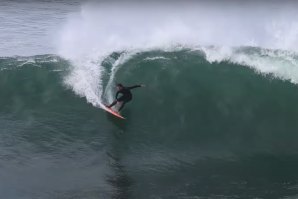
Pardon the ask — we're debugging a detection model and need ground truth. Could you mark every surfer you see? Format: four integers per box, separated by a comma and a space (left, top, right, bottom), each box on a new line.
107, 83, 145, 112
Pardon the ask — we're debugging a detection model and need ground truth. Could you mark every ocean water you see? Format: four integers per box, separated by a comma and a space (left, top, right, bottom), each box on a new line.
1, 1, 298, 199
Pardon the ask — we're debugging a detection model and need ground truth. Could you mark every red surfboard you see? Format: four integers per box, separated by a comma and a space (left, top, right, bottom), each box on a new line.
103, 105, 125, 119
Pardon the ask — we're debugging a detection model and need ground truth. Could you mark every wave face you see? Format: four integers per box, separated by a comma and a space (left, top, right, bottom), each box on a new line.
1, 48, 298, 198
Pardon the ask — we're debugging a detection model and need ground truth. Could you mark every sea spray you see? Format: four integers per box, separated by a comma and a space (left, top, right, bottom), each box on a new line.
57, 1, 298, 107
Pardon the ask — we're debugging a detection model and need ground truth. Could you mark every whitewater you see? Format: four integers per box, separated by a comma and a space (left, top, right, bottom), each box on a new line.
54, 1, 298, 109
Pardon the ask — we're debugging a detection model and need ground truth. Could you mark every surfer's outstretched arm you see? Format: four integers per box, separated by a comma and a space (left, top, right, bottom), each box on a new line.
128, 84, 145, 90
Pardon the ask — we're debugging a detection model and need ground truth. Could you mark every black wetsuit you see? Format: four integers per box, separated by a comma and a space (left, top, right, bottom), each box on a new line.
108, 85, 141, 111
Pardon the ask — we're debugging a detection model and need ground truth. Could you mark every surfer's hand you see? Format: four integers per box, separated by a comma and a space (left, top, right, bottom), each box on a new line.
140, 84, 146, 87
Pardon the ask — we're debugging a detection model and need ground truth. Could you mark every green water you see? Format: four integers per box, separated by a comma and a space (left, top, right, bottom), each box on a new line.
1, 49, 298, 198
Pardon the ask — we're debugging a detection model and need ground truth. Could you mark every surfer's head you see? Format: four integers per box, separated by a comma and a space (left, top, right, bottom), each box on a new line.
116, 83, 124, 90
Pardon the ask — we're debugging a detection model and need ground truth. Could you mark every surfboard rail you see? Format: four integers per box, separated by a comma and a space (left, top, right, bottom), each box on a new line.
103, 105, 125, 119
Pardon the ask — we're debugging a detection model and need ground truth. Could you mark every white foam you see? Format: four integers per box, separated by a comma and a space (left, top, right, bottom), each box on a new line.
200, 46, 298, 84
63, 56, 103, 108
103, 52, 137, 104
56, 1, 298, 107
144, 56, 170, 61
